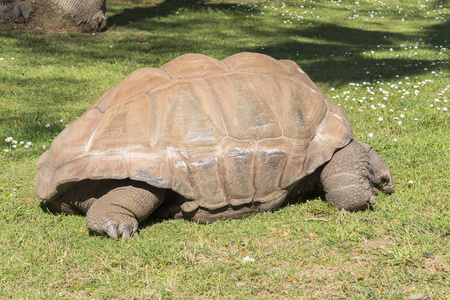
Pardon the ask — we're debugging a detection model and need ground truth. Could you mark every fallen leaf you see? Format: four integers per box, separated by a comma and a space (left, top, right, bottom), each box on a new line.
407, 293, 429, 300
287, 276, 297, 282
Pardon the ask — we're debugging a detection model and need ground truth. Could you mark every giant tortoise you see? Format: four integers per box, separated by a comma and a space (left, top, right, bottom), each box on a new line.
35, 52, 394, 239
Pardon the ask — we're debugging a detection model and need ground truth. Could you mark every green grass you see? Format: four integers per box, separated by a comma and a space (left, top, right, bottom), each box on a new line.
0, 0, 449, 298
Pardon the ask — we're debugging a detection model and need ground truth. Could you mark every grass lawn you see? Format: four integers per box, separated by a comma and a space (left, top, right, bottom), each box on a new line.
0, 0, 449, 298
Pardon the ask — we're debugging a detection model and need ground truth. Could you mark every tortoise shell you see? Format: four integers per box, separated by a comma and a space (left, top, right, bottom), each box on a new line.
35, 52, 353, 213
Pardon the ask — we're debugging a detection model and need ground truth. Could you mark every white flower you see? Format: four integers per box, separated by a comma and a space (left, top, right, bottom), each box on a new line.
45, 124, 50, 128
42, 145, 46, 150
12, 140, 17, 144
12, 144, 17, 149
241, 256, 255, 263
3, 149, 8, 153
408, 180, 414, 184
26, 141, 32, 146
19, 141, 24, 145
5, 137, 13, 142
392, 138, 398, 142
368, 132, 374, 137
378, 117, 383, 121
398, 121, 402, 125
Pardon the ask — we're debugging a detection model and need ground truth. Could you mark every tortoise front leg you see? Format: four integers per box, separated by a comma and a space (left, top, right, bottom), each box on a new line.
85, 181, 165, 239
50, 179, 165, 239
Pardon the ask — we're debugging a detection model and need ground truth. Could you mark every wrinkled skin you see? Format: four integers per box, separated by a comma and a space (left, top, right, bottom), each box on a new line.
50, 180, 165, 239
47, 140, 393, 239
320, 140, 394, 211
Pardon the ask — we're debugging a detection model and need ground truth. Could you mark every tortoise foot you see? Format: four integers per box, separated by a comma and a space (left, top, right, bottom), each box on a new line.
87, 209, 139, 239
84, 180, 165, 239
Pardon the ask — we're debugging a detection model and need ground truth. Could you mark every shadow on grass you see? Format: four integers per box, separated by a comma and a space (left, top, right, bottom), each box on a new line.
1, 1, 447, 149
2, 0, 446, 83
107, 0, 255, 25
0, 75, 93, 148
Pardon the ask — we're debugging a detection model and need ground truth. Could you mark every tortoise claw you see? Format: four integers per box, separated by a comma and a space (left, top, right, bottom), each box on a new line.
121, 225, 132, 239
104, 220, 137, 239
105, 221, 119, 239
87, 217, 138, 239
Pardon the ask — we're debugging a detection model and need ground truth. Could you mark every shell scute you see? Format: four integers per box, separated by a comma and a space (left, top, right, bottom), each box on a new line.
220, 137, 256, 202
93, 68, 170, 114
182, 149, 227, 211
150, 79, 226, 149
205, 73, 282, 140
89, 94, 154, 153
269, 74, 328, 139
254, 139, 291, 199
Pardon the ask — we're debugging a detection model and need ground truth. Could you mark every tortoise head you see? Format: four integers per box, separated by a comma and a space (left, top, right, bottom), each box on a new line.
320, 140, 394, 212
368, 147, 394, 194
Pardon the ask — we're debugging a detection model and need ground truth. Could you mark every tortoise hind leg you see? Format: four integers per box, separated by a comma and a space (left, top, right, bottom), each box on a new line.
85, 180, 165, 239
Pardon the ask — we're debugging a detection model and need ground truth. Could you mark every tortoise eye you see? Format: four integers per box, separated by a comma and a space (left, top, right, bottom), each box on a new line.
380, 176, 390, 185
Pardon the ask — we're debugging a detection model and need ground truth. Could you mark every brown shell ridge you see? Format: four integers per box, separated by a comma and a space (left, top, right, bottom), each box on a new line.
83, 119, 101, 156
148, 94, 158, 148
221, 52, 292, 75
269, 73, 286, 137
215, 143, 230, 207
167, 149, 201, 201
251, 138, 259, 204
156, 65, 173, 80
91, 68, 171, 114
161, 54, 230, 80
299, 101, 353, 181
317, 100, 352, 150
204, 78, 229, 137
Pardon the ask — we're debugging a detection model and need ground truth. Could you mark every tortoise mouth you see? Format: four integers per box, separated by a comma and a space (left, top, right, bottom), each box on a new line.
374, 183, 394, 194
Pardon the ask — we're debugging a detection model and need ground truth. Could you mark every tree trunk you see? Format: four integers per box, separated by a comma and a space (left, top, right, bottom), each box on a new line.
0, 0, 107, 32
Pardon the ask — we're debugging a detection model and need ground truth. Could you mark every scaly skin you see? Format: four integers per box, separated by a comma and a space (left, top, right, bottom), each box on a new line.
320, 140, 394, 211
50, 179, 164, 239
